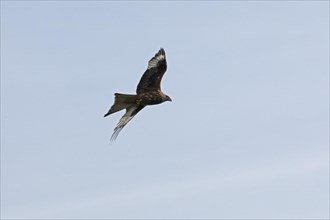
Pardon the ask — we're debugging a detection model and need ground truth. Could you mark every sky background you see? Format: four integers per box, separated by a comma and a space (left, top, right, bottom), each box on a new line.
1, 1, 329, 219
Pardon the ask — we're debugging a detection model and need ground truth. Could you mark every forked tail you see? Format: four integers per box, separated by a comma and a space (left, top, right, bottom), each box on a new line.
104, 93, 137, 117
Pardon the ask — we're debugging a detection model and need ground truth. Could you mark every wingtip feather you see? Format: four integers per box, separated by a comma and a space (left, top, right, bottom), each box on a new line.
158, 48, 165, 56
147, 48, 166, 69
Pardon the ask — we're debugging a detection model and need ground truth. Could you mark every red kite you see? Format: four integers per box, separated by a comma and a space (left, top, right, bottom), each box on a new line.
104, 48, 171, 141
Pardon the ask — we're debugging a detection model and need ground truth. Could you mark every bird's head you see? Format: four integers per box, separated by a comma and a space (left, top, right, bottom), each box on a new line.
164, 94, 172, 102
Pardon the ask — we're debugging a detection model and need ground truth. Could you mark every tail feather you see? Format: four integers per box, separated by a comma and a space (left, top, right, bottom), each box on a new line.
104, 93, 137, 117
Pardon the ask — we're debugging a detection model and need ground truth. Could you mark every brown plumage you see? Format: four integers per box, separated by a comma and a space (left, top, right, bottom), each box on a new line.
104, 48, 171, 141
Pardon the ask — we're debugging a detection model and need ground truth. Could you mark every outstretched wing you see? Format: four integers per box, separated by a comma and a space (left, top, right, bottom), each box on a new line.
110, 105, 145, 141
136, 48, 167, 94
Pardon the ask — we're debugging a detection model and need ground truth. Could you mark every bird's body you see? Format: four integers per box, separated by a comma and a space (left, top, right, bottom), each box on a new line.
136, 90, 169, 105
104, 48, 171, 141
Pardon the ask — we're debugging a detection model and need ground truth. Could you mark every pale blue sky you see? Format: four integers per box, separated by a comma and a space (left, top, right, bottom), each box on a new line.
1, 1, 329, 219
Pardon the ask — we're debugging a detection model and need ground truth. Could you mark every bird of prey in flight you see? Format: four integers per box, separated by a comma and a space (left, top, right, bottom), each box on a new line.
104, 48, 171, 141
